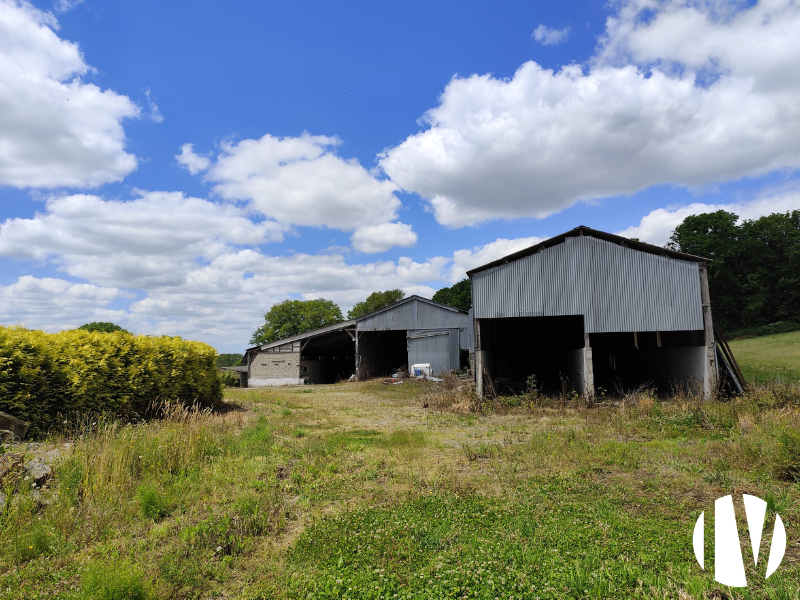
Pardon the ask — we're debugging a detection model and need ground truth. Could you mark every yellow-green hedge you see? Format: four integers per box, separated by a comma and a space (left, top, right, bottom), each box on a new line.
0, 326, 222, 435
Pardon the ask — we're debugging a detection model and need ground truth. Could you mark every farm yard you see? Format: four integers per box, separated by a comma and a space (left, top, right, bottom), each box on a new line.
3, 370, 800, 599
2, 0, 800, 597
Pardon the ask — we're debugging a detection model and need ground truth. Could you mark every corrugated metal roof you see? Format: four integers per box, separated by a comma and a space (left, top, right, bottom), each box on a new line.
256, 296, 469, 350
258, 320, 356, 350
466, 225, 709, 277
472, 235, 704, 333
356, 296, 470, 332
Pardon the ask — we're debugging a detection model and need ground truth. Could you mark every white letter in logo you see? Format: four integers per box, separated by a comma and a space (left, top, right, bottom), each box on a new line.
693, 494, 786, 587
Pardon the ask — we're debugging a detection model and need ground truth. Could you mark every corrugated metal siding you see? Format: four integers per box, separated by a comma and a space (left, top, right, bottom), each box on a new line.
472, 236, 703, 332
357, 299, 470, 332
408, 330, 459, 375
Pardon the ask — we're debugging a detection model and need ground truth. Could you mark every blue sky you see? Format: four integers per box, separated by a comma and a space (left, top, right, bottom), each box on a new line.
1, 0, 799, 352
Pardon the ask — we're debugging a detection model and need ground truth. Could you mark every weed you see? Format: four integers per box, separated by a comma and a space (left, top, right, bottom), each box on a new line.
239, 414, 273, 456
765, 489, 792, 515
382, 430, 426, 449
774, 427, 800, 481
16, 521, 54, 562
81, 559, 152, 600
137, 482, 172, 520
703, 469, 733, 489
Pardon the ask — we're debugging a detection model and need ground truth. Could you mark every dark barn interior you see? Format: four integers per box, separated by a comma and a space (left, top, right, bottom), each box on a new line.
300, 332, 355, 384
590, 329, 705, 396
357, 330, 409, 378
479, 315, 585, 395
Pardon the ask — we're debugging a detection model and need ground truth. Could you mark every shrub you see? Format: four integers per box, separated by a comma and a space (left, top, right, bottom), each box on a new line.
81, 559, 152, 600
774, 428, 800, 481
0, 326, 222, 435
137, 483, 173, 520
220, 370, 238, 387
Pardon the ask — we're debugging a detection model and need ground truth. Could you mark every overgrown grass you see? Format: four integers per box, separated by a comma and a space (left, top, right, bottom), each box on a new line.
2, 382, 800, 599
729, 329, 800, 385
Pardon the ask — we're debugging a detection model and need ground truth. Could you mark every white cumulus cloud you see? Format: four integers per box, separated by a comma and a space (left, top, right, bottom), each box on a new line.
532, 24, 570, 45
0, 0, 140, 188
616, 188, 800, 246
0, 191, 286, 289
0, 275, 129, 331
380, 0, 800, 228
448, 235, 544, 282
350, 222, 418, 253
203, 133, 403, 233
176, 143, 210, 175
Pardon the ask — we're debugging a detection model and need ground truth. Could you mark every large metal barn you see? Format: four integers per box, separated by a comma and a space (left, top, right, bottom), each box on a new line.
468, 226, 741, 400
242, 296, 471, 387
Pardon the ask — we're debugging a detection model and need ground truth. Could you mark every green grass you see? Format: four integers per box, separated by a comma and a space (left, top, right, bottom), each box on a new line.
3, 382, 800, 599
729, 329, 800, 385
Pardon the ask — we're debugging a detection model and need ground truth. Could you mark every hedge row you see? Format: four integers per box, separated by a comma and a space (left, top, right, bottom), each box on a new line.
0, 326, 223, 435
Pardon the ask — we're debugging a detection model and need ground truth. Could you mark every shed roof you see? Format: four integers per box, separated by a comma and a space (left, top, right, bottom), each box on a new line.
252, 295, 467, 352
466, 225, 710, 277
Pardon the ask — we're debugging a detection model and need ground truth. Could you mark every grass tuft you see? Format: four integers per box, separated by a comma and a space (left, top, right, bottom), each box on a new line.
81, 559, 152, 600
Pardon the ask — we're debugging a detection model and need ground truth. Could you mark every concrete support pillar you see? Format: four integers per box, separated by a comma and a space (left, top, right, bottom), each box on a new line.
354, 330, 361, 381
699, 263, 717, 399
474, 317, 483, 398
583, 332, 595, 400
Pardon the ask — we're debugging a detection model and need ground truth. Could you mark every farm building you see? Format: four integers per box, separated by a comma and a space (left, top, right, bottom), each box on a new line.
242, 296, 471, 387
468, 226, 742, 400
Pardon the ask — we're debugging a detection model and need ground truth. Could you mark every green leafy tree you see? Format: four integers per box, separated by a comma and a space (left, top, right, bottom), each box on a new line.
347, 289, 405, 319
669, 209, 800, 331
738, 211, 800, 326
78, 322, 129, 334
432, 279, 472, 312
669, 210, 743, 330
216, 353, 243, 368
250, 299, 344, 345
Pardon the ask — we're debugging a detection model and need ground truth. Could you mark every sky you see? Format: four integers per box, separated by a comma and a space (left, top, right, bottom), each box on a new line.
1, 0, 800, 352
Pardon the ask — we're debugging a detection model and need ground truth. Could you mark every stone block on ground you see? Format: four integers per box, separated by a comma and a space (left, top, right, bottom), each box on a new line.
0, 412, 27, 440
24, 458, 52, 487
0, 452, 23, 481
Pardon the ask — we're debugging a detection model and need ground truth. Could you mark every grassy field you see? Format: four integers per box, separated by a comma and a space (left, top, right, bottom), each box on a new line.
2, 381, 800, 599
729, 330, 800, 386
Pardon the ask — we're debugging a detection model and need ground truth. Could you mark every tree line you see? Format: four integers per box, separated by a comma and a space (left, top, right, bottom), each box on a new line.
669, 210, 800, 333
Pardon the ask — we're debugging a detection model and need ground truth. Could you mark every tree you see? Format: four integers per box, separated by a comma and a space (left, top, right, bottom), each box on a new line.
668, 209, 800, 332
78, 322, 129, 334
738, 211, 800, 326
347, 289, 405, 319
432, 278, 471, 312
250, 299, 344, 345
669, 210, 743, 331
216, 353, 243, 368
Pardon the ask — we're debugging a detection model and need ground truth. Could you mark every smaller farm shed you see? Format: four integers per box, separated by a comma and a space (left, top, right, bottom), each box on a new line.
243, 296, 471, 387
468, 226, 734, 400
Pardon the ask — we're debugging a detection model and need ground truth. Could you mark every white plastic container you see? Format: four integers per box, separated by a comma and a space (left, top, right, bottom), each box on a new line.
411, 363, 432, 378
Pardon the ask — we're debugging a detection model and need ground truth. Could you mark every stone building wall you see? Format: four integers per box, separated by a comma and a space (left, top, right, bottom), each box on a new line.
249, 351, 301, 386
